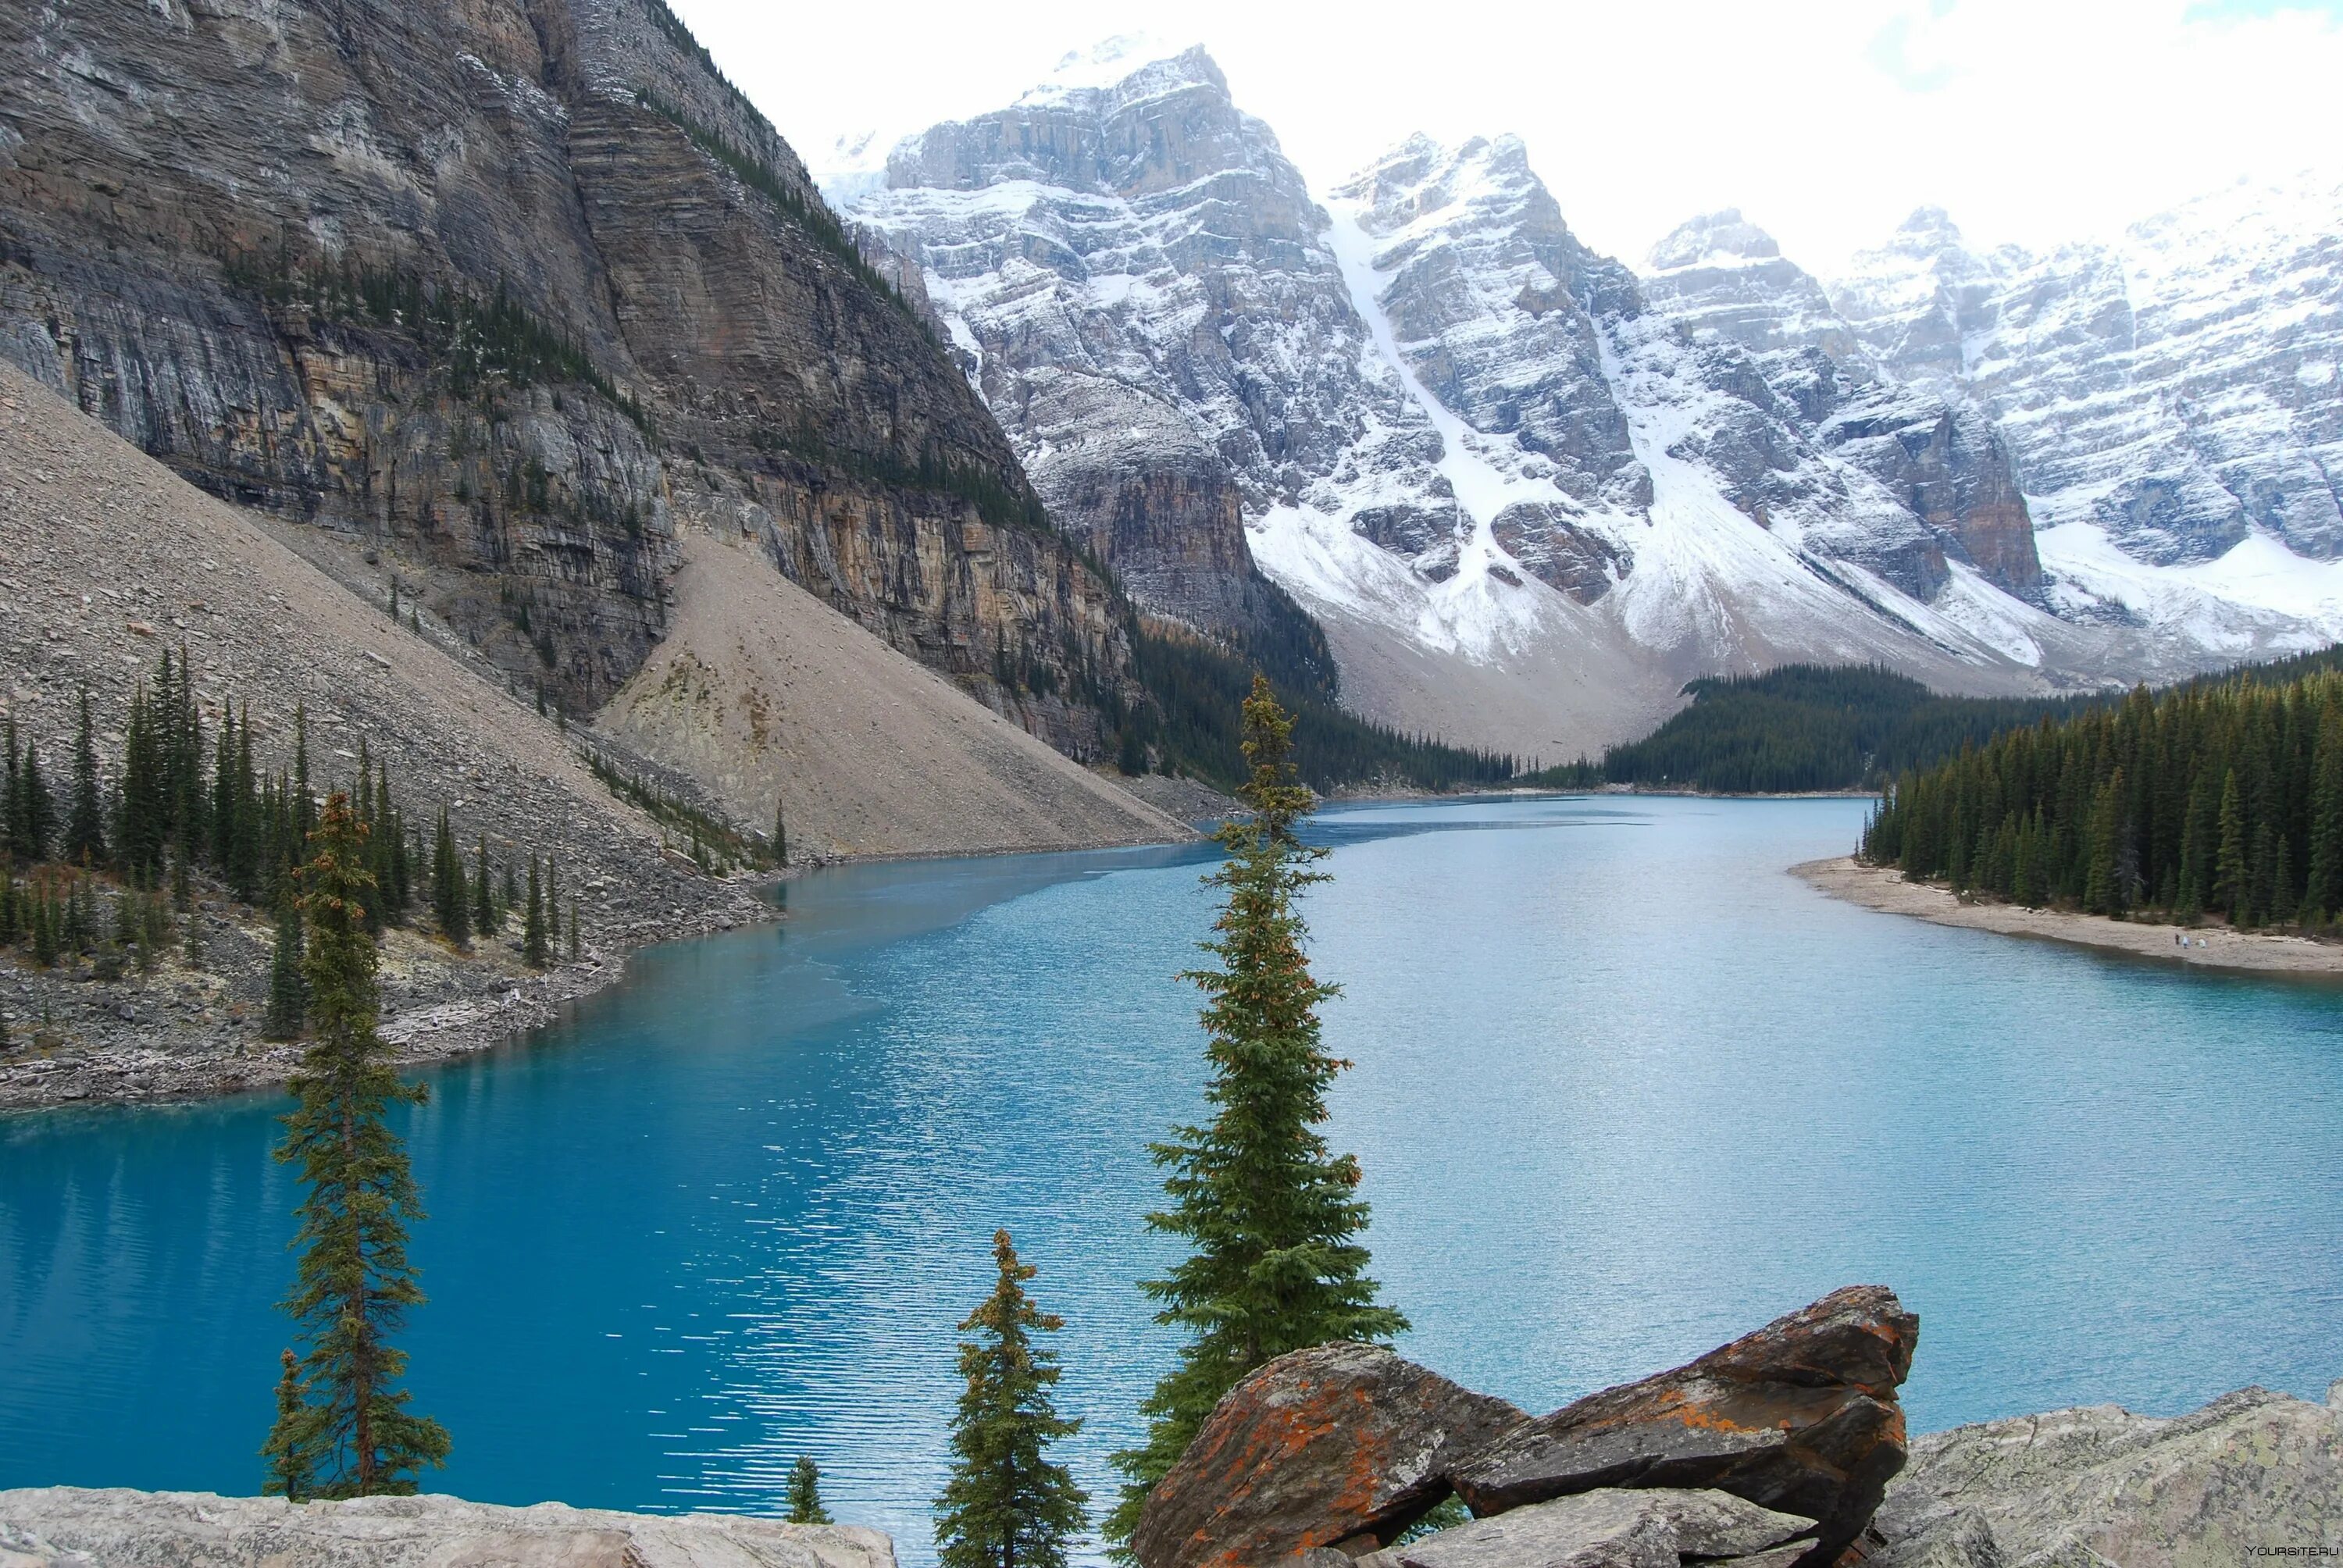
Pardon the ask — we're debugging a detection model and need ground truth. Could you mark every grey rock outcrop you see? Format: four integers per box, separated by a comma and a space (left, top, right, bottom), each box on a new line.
1353, 1488, 1817, 1568
0, 1488, 895, 1568
1871, 1381, 2343, 1568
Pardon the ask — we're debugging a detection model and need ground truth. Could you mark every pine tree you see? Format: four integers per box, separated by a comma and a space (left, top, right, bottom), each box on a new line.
1106, 676, 1406, 1548
64, 686, 105, 866
775, 798, 789, 868
523, 856, 547, 968
264, 891, 307, 1040
473, 837, 497, 936
568, 898, 580, 962
935, 1230, 1086, 1568
2306, 707, 2343, 924
2213, 768, 2248, 921
431, 809, 469, 946
262, 1348, 312, 1499
786, 1456, 833, 1526
264, 792, 451, 1497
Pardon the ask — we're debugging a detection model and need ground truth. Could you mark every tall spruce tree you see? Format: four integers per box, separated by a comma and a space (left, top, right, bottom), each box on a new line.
431, 809, 469, 946
1105, 675, 1406, 1548
786, 1456, 833, 1526
473, 837, 497, 936
263, 791, 450, 1497
2213, 768, 2248, 921
263, 892, 307, 1040
64, 686, 105, 866
935, 1230, 1086, 1568
523, 856, 547, 968
2307, 707, 2343, 924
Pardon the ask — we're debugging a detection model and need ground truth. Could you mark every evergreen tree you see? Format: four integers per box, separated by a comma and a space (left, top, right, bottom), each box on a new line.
472, 837, 497, 936
935, 1230, 1086, 1568
264, 892, 307, 1041
1106, 676, 1407, 1548
523, 857, 548, 969
2307, 707, 2343, 924
568, 898, 580, 962
262, 1349, 312, 1499
775, 798, 789, 868
2213, 768, 2248, 921
64, 687, 105, 866
786, 1456, 833, 1526
431, 810, 469, 946
263, 792, 451, 1497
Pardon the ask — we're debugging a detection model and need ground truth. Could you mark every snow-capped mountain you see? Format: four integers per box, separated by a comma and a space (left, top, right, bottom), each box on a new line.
835, 44, 2341, 755
1827, 184, 2343, 575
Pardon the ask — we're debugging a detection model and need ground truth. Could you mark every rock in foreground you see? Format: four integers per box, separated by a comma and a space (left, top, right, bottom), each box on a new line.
1873, 1382, 2343, 1567
0, 1488, 895, 1568
1131, 1343, 1527, 1567
1351, 1487, 1816, 1568
1449, 1285, 1919, 1564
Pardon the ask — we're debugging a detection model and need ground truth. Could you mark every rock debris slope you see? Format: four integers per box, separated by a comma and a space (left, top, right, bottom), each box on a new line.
842, 45, 2152, 758
597, 531, 1183, 858
0, 361, 765, 1107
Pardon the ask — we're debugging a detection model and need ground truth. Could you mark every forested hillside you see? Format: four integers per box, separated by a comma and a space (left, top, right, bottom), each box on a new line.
1532, 666, 2104, 793
1861, 664, 2343, 925
1132, 628, 1518, 793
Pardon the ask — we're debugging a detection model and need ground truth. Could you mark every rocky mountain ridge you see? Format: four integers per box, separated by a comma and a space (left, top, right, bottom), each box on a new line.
0, 0, 1143, 769
838, 46, 2212, 757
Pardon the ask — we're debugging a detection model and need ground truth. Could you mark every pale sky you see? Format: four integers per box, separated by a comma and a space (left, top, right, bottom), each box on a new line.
668, 0, 2343, 276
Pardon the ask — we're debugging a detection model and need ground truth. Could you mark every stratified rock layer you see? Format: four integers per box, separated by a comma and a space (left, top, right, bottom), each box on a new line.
1130, 1343, 1527, 1568
1450, 1286, 1920, 1564
0, 0, 1136, 760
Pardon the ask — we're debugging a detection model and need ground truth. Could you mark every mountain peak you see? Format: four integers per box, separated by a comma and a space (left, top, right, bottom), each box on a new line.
1646, 209, 1784, 273
1016, 35, 1220, 107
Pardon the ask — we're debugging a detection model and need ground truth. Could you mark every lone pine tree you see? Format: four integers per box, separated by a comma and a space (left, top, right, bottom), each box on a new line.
786, 1456, 832, 1526
935, 1230, 1086, 1568
263, 792, 450, 1498
1104, 675, 1406, 1549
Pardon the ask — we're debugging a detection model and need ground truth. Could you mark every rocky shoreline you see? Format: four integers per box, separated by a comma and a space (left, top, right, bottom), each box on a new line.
1796, 855, 2343, 976
9, 1288, 2336, 1565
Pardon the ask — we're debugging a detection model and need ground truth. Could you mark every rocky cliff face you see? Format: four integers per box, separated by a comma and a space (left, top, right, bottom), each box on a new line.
1828, 182, 2343, 572
844, 41, 1410, 677
1639, 209, 2042, 600
0, 0, 1136, 761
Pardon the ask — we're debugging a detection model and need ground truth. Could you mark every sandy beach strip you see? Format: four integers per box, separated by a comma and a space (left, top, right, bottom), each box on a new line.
1792, 856, 2343, 977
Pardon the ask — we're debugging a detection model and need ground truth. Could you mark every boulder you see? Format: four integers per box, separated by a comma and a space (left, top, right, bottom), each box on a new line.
1352, 1487, 1816, 1568
1870, 1381, 2343, 1568
1130, 1343, 1528, 1568
0, 1488, 895, 1568
1448, 1287, 1919, 1566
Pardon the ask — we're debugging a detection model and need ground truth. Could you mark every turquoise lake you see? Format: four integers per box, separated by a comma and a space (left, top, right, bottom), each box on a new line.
5, 794, 2341, 1559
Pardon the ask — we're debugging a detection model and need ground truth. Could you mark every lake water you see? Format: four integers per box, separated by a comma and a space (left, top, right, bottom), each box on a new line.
5, 795, 2342, 1559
